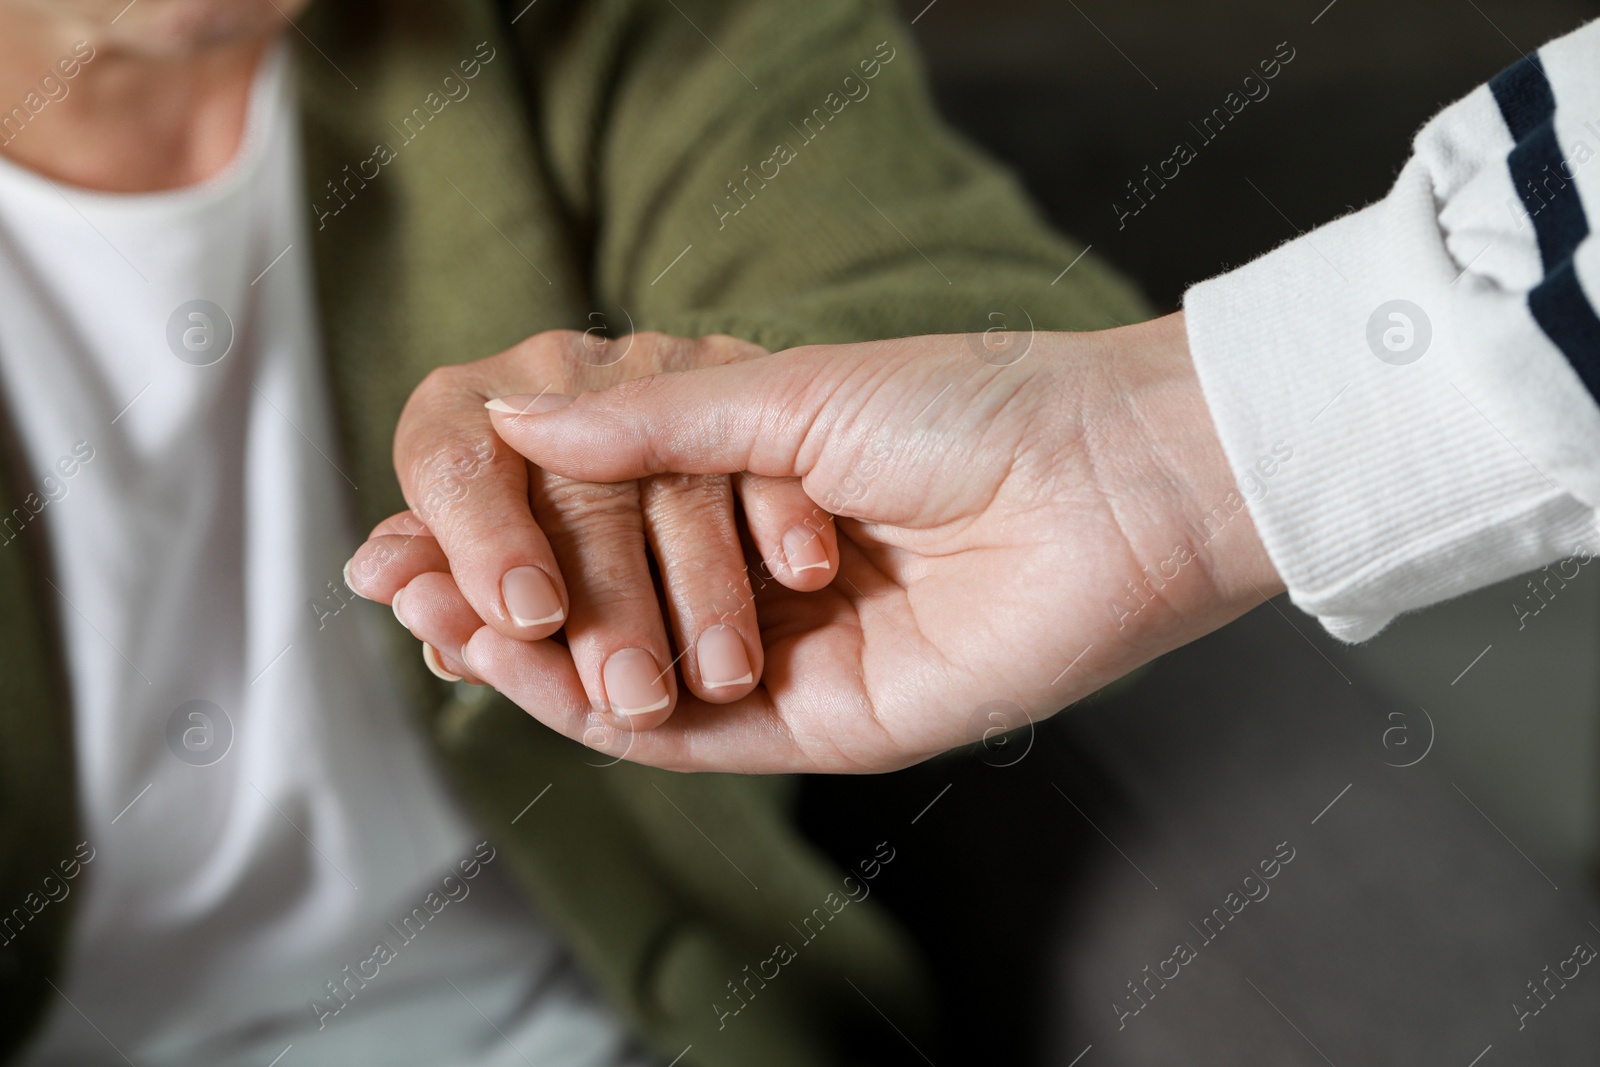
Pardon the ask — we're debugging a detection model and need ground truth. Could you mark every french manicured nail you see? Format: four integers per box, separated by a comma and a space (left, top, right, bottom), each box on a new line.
502, 566, 564, 627
697, 625, 753, 688
604, 648, 670, 715
783, 525, 831, 574
392, 585, 409, 628
485, 393, 574, 416
422, 643, 461, 682
342, 558, 365, 597
461, 627, 493, 684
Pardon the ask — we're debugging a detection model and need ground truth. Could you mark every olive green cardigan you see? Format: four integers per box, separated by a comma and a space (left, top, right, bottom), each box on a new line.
0, 0, 1146, 1062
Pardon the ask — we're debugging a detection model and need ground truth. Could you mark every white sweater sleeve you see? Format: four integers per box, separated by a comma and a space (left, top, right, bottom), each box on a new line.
1185, 19, 1600, 641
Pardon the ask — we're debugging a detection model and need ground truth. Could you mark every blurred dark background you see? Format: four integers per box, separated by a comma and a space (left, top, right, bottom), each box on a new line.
892, 0, 1597, 309
800, 2, 1600, 1063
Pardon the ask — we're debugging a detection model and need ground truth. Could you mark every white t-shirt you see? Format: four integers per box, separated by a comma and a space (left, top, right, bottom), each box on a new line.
0, 42, 650, 1067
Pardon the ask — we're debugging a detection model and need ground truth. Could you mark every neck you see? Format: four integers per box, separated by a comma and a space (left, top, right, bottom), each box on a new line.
0, 10, 277, 193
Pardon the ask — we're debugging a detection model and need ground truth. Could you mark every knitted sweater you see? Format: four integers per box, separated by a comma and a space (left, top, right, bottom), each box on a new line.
0, 1, 1147, 1063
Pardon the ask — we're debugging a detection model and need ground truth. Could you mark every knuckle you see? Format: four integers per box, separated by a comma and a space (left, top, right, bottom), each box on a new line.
412, 363, 468, 404
406, 432, 501, 522
643, 472, 733, 512
369, 509, 431, 538
512, 328, 584, 357
701, 334, 766, 365
575, 562, 656, 610
542, 476, 637, 517
601, 373, 663, 409
504, 329, 580, 372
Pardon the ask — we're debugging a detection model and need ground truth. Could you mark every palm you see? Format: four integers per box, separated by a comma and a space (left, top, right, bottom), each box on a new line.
555, 344, 1182, 771
475, 320, 1276, 773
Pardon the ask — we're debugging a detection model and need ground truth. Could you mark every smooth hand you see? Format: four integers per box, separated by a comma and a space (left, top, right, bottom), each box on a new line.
465, 312, 1285, 772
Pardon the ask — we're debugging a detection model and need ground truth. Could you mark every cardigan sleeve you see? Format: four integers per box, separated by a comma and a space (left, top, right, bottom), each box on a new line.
514, 0, 1149, 351
1184, 21, 1600, 641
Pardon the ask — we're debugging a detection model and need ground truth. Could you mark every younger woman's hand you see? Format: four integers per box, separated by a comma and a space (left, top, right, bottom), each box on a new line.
452, 313, 1285, 772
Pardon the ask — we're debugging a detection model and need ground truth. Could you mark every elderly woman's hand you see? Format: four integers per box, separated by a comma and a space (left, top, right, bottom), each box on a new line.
343, 329, 838, 730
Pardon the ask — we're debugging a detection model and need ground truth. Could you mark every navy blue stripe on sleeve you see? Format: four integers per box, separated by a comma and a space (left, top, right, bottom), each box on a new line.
1489, 53, 1554, 141
1492, 53, 1584, 272
1506, 123, 1587, 272
1530, 261, 1600, 401
1489, 51, 1600, 405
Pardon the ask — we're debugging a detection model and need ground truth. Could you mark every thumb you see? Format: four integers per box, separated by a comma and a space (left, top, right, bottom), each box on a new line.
483, 344, 851, 483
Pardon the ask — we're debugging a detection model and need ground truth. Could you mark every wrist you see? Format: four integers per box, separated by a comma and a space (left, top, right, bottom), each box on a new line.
1092, 311, 1286, 624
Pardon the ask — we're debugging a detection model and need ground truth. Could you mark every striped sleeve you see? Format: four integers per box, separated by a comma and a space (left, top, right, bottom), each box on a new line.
1183, 19, 1600, 641
1498, 53, 1600, 396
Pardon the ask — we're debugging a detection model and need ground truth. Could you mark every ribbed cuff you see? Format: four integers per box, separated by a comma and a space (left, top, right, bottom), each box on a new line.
1184, 160, 1595, 640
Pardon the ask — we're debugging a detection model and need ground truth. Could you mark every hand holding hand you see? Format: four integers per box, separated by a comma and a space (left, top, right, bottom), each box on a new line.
465, 312, 1284, 772
344, 329, 839, 728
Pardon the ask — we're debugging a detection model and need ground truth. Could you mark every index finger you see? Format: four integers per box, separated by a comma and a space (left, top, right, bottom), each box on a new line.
394, 366, 568, 640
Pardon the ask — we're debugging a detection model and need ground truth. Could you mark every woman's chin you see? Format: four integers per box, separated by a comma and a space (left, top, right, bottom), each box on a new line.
17, 0, 309, 58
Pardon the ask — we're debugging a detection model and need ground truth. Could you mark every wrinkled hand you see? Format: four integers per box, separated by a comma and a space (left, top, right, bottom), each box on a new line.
462, 312, 1285, 773
344, 330, 838, 729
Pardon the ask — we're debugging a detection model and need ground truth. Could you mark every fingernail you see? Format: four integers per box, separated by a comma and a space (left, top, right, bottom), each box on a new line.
462, 627, 492, 685
502, 566, 564, 627
342, 558, 365, 597
422, 642, 462, 682
783, 525, 831, 574
485, 393, 574, 416
458, 643, 487, 685
392, 585, 409, 628
697, 625, 753, 688
604, 648, 670, 715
